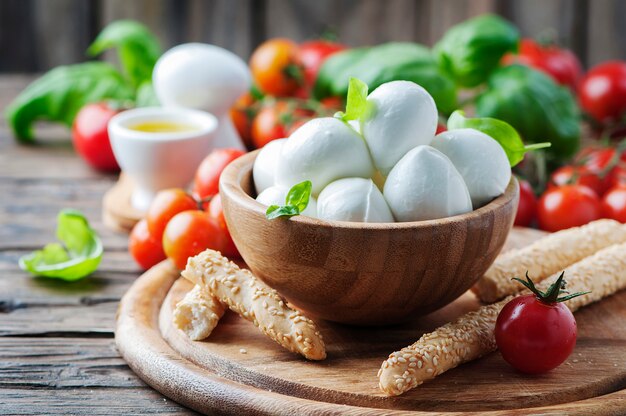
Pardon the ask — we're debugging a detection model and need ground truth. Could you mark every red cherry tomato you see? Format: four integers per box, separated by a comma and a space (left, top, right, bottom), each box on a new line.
251, 101, 315, 149
193, 149, 245, 200
71, 103, 121, 172
162, 210, 224, 270
436, 123, 447, 134
514, 178, 537, 227
579, 61, 626, 123
549, 165, 605, 196
207, 194, 239, 258
129, 219, 166, 270
230, 93, 259, 150
495, 294, 577, 374
250, 38, 303, 97
502, 39, 582, 90
146, 189, 198, 240
537, 185, 602, 232
601, 186, 626, 223
299, 40, 346, 88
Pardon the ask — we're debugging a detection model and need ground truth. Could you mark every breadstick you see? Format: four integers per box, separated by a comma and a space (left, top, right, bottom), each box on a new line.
473, 219, 626, 303
379, 242, 626, 396
173, 284, 226, 341
182, 250, 326, 360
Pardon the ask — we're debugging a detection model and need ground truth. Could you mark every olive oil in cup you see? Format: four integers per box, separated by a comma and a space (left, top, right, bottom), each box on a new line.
108, 107, 218, 210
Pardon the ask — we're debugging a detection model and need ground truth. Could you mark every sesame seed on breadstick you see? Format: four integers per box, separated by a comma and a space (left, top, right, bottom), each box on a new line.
182, 249, 326, 360
173, 284, 226, 341
379, 241, 626, 396
473, 219, 626, 303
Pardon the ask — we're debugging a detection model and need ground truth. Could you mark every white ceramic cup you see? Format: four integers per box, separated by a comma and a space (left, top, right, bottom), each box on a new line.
108, 107, 218, 211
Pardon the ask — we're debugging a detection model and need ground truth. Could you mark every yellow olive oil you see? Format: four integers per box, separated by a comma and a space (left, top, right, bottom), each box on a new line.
129, 121, 198, 133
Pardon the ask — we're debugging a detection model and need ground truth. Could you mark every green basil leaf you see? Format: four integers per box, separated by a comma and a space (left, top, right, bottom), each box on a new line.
19, 209, 103, 281
136, 81, 160, 107
434, 14, 519, 88
314, 42, 457, 115
339, 77, 369, 121
266, 205, 300, 220
475, 65, 581, 160
88, 20, 162, 88
447, 110, 551, 167
5, 62, 134, 142
285, 180, 312, 212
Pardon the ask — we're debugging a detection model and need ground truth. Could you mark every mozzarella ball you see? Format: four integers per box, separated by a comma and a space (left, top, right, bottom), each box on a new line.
361, 81, 438, 176
431, 128, 511, 208
276, 117, 374, 195
253, 138, 286, 194
317, 178, 394, 223
383, 146, 472, 221
256, 186, 317, 218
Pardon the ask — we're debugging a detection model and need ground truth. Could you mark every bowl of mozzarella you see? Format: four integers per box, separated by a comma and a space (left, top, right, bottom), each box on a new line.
220, 80, 519, 325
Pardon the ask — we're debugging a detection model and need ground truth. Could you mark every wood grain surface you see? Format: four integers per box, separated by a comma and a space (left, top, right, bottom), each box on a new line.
116, 227, 626, 415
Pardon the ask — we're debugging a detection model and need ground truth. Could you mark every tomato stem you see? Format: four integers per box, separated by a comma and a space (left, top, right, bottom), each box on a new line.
512, 271, 589, 304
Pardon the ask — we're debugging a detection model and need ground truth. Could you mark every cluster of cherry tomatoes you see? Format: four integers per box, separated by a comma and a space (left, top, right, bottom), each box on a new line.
230, 38, 346, 150
128, 149, 244, 270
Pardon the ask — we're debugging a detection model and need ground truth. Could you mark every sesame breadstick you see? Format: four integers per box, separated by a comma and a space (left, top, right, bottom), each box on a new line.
473, 219, 626, 303
379, 242, 626, 396
173, 284, 226, 341
182, 250, 326, 360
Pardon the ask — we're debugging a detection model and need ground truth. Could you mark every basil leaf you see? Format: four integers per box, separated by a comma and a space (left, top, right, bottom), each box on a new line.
314, 42, 457, 115
447, 110, 551, 167
19, 209, 103, 281
5, 62, 134, 142
266, 205, 300, 220
434, 14, 519, 88
285, 180, 312, 212
338, 77, 369, 122
88, 20, 162, 88
475, 65, 581, 160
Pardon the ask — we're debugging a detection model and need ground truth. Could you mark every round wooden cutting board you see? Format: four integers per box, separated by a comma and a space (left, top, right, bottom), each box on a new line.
116, 228, 626, 415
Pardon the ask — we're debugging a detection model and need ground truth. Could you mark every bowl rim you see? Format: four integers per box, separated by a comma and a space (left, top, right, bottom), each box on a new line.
220, 149, 519, 231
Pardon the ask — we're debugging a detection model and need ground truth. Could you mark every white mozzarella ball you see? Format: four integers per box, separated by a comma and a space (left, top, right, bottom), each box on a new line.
383, 146, 472, 222
276, 117, 374, 195
361, 81, 438, 176
431, 129, 511, 208
255, 186, 317, 218
317, 178, 394, 223
253, 138, 286, 194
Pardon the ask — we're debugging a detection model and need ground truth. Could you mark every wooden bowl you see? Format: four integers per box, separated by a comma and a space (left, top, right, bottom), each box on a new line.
220, 150, 519, 325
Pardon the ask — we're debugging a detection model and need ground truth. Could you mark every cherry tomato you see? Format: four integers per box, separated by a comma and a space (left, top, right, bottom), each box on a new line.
299, 40, 346, 88
502, 39, 582, 90
71, 103, 121, 172
607, 165, 626, 189
601, 186, 626, 223
162, 210, 224, 270
207, 194, 239, 258
549, 165, 605, 196
514, 178, 537, 227
146, 189, 197, 240
436, 123, 447, 134
251, 100, 314, 149
193, 149, 245, 200
229, 93, 259, 150
250, 39, 303, 97
129, 219, 166, 270
495, 294, 577, 374
579, 61, 626, 123
537, 185, 602, 232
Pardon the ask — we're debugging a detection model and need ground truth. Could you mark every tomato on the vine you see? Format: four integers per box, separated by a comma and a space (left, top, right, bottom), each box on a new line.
72, 102, 121, 172
250, 38, 303, 97
193, 148, 245, 200
299, 40, 346, 88
514, 178, 537, 227
207, 194, 239, 258
549, 165, 605, 196
579, 61, 626, 124
601, 186, 626, 223
230, 93, 259, 149
537, 185, 602, 232
129, 219, 166, 270
495, 272, 586, 374
146, 189, 198, 240
251, 100, 315, 149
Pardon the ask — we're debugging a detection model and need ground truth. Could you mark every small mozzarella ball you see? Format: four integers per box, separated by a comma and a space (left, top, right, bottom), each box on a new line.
256, 186, 317, 218
361, 81, 438, 176
276, 117, 374, 195
431, 128, 511, 208
317, 178, 394, 223
253, 139, 286, 194
383, 146, 472, 221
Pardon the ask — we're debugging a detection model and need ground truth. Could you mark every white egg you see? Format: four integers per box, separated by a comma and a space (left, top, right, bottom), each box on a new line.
276, 117, 375, 195
431, 129, 511, 208
253, 139, 286, 194
361, 80, 438, 176
256, 186, 317, 218
383, 146, 472, 222
317, 178, 394, 223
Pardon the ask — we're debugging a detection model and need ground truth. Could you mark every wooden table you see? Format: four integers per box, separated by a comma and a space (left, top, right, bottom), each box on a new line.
0, 75, 195, 414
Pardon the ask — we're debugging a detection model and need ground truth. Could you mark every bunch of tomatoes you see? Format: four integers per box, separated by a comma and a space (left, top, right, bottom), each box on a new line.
128, 149, 244, 270
230, 38, 346, 150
